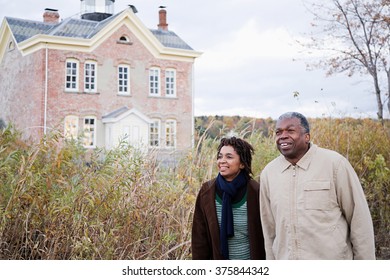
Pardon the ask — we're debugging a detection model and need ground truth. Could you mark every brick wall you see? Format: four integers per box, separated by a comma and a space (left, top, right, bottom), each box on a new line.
0, 15, 195, 151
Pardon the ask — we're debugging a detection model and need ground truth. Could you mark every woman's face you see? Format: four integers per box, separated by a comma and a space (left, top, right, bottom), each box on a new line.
217, 145, 244, 181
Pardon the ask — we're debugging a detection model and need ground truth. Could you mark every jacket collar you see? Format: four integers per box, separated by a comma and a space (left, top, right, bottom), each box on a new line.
278, 143, 317, 173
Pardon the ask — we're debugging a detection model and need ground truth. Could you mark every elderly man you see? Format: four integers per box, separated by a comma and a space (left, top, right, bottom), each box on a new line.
259, 112, 375, 259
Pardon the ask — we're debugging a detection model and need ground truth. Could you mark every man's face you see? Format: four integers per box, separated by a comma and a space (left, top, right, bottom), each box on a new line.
275, 117, 310, 164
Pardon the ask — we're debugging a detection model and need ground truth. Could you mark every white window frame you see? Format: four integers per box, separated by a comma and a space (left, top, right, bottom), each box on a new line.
165, 119, 176, 148
165, 69, 176, 97
83, 116, 96, 148
118, 64, 130, 95
84, 61, 97, 93
149, 119, 161, 147
149, 67, 160, 96
65, 59, 79, 92
64, 115, 79, 140
119, 36, 129, 42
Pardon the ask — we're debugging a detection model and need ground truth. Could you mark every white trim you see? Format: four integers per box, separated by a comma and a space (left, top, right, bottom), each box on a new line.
165, 68, 176, 97
149, 119, 161, 148
84, 60, 97, 93
165, 119, 177, 149
102, 108, 152, 124
64, 115, 79, 140
65, 59, 79, 92
83, 116, 97, 148
149, 67, 161, 96
10, 9, 202, 61
118, 64, 131, 95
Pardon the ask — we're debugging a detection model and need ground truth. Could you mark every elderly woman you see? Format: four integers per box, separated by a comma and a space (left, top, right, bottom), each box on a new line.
191, 137, 265, 260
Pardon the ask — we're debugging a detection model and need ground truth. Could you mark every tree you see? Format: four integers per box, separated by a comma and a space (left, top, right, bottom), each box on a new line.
303, 0, 390, 122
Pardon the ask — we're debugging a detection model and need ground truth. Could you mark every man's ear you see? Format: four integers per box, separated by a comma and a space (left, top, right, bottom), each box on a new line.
305, 133, 311, 144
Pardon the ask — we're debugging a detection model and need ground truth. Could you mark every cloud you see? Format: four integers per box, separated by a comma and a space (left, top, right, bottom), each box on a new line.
197, 19, 300, 73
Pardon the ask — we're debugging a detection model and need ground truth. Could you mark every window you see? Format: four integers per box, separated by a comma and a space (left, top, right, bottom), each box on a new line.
118, 65, 130, 95
83, 117, 96, 148
149, 67, 160, 96
165, 69, 176, 97
84, 61, 97, 92
64, 116, 78, 140
165, 120, 176, 148
8, 41, 15, 51
117, 35, 133, 45
65, 59, 79, 91
149, 120, 160, 147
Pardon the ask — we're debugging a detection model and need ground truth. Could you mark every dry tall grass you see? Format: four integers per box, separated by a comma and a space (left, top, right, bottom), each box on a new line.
0, 118, 389, 259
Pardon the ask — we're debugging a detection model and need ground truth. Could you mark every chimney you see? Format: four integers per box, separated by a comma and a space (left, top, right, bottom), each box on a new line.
158, 7, 168, 31
43, 8, 60, 24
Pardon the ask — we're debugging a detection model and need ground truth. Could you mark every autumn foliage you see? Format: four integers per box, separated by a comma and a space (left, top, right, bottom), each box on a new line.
0, 117, 389, 259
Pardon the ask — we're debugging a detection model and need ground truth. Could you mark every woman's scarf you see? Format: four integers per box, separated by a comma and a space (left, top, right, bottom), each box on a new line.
216, 171, 247, 259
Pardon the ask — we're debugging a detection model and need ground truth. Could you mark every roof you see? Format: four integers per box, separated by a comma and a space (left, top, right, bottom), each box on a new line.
102, 106, 152, 124
5, 8, 193, 50
102, 106, 130, 119
150, 29, 192, 50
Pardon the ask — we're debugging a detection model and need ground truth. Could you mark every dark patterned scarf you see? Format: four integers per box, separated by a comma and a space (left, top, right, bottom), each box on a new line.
216, 171, 247, 259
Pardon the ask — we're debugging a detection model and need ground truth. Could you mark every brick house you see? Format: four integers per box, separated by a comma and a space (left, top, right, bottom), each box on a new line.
0, 1, 201, 157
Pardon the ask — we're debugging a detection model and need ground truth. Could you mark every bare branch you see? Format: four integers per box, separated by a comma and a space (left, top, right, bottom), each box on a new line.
302, 0, 390, 120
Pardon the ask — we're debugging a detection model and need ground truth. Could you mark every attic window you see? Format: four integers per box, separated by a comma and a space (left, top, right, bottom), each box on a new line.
8, 41, 15, 51
117, 36, 133, 45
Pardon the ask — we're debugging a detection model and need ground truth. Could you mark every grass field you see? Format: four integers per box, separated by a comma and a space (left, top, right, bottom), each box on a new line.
0, 117, 389, 259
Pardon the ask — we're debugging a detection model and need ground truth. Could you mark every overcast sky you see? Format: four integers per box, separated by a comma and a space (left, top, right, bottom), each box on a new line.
1, 0, 387, 119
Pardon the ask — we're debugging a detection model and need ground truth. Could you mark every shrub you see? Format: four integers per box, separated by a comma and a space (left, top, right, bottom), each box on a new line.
0, 118, 389, 259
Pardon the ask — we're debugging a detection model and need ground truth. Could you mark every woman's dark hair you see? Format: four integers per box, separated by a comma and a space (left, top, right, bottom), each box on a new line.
217, 136, 254, 179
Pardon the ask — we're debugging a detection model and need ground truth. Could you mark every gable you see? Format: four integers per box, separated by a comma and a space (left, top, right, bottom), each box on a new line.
0, 8, 202, 64
102, 107, 152, 150
102, 107, 152, 124
0, 20, 13, 63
